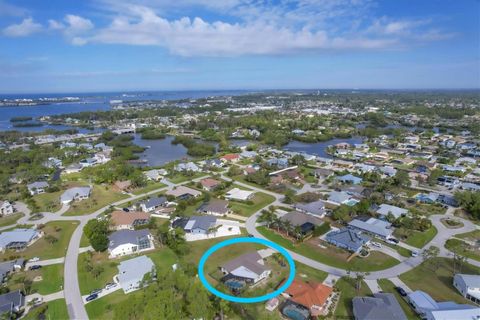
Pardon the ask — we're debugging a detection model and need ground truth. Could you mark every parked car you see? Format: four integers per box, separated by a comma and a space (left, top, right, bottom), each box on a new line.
386, 237, 399, 245
29, 257, 40, 262
105, 283, 117, 290
29, 265, 42, 270
122, 207, 130, 212
371, 242, 382, 248
395, 287, 407, 297
86, 294, 98, 302
411, 250, 419, 257
90, 289, 102, 295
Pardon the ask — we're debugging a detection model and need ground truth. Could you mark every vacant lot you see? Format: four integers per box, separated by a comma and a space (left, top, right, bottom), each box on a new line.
24, 299, 69, 320
229, 192, 276, 217
63, 185, 128, 216
0, 213, 24, 228
395, 226, 438, 248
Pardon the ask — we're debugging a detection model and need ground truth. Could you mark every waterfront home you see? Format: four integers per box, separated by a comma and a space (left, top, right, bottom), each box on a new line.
336, 174, 362, 185
313, 168, 334, 180
407, 290, 480, 320
220, 154, 240, 163
293, 200, 326, 218
166, 186, 201, 200
197, 199, 230, 216
140, 196, 167, 213
225, 188, 255, 201
64, 163, 83, 174
267, 158, 289, 168
200, 178, 222, 191
175, 162, 201, 172
0, 229, 42, 252
325, 228, 370, 253
110, 211, 151, 230
221, 251, 271, 284
60, 186, 92, 205
453, 274, 480, 305
353, 293, 407, 320
27, 181, 49, 195
282, 279, 333, 317
143, 169, 167, 181
108, 229, 154, 258
115, 256, 156, 294
348, 217, 393, 239
0, 290, 25, 317
0, 201, 14, 216
375, 204, 408, 219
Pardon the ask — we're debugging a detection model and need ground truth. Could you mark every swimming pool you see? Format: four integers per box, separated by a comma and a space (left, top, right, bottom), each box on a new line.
282, 303, 309, 320
225, 279, 245, 290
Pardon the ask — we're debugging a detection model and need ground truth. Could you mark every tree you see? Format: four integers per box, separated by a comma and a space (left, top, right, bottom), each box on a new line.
422, 246, 440, 270
393, 170, 410, 187
427, 169, 443, 186
454, 191, 480, 220
84, 219, 109, 252
283, 189, 296, 204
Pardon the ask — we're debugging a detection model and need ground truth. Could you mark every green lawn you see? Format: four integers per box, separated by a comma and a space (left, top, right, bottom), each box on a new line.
334, 277, 372, 319
131, 182, 167, 195
63, 185, 128, 216
397, 226, 438, 249
80, 230, 90, 248
229, 192, 276, 217
295, 261, 328, 283
33, 190, 63, 212
0, 213, 24, 227
378, 279, 420, 320
456, 230, 480, 242
31, 264, 64, 295
445, 239, 480, 262
169, 172, 208, 184
258, 227, 400, 272
78, 252, 119, 295
400, 257, 480, 303
86, 289, 142, 320
0, 220, 79, 260
24, 299, 69, 320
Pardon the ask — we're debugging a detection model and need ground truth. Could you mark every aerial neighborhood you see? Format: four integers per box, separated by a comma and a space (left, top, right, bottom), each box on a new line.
0, 91, 478, 320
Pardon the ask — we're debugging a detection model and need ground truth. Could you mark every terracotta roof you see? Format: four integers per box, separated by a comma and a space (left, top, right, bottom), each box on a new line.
284, 279, 333, 309
221, 154, 240, 161
110, 211, 150, 227
200, 178, 221, 188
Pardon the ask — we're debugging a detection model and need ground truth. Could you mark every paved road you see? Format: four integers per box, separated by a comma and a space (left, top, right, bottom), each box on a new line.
25, 257, 65, 269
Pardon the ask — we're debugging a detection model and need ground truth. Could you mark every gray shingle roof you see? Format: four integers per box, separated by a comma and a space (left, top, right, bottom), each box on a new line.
353, 293, 407, 320
294, 200, 326, 217
326, 228, 370, 252
222, 251, 267, 276
108, 229, 150, 250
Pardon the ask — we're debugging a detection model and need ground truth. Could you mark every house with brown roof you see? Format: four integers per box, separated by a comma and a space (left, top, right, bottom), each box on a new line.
282, 279, 334, 317
110, 211, 151, 230
200, 178, 222, 191
166, 186, 202, 200
197, 199, 230, 216
220, 154, 240, 163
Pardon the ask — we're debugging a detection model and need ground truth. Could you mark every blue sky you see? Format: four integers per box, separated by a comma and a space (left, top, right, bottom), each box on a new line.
0, 0, 478, 93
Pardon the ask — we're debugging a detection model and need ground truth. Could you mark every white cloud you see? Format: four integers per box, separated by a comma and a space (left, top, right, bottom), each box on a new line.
3, 18, 42, 37
64, 14, 94, 34
48, 19, 65, 31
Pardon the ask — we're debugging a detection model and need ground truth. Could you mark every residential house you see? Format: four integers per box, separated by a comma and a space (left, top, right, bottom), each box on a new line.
280, 211, 323, 236
0, 201, 14, 216
175, 162, 201, 172
43, 157, 62, 168
172, 216, 217, 234
140, 196, 167, 213
79, 157, 97, 168
327, 191, 358, 206
60, 186, 92, 205
0, 259, 24, 284
336, 174, 363, 185
108, 229, 154, 258
353, 293, 407, 320
348, 217, 393, 239
221, 251, 271, 284
197, 199, 230, 216
200, 178, 222, 191
407, 290, 480, 320
64, 163, 83, 174
110, 211, 151, 230
415, 193, 439, 204
378, 166, 397, 177
27, 181, 49, 195
453, 274, 480, 305
375, 204, 408, 219
0, 229, 42, 252
115, 255, 156, 294
293, 200, 327, 218
313, 168, 334, 180
326, 228, 371, 253
282, 279, 333, 317
166, 186, 202, 200
0, 290, 25, 317
143, 169, 167, 181
225, 188, 255, 201
204, 159, 223, 169
267, 158, 289, 168
356, 164, 376, 173
220, 154, 240, 163
240, 150, 257, 159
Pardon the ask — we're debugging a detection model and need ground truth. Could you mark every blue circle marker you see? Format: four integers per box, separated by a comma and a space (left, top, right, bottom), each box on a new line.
198, 237, 296, 303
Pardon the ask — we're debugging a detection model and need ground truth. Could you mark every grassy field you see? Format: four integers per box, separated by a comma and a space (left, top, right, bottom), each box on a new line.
63, 185, 128, 216
295, 261, 328, 282
0, 221, 79, 260
445, 239, 480, 262
400, 257, 480, 303
131, 182, 167, 195
229, 192, 276, 217
334, 277, 372, 319
0, 213, 24, 227
86, 289, 142, 320
24, 299, 69, 320
396, 226, 438, 249
258, 227, 400, 272
78, 252, 119, 295
377, 279, 420, 320
169, 172, 208, 184
456, 229, 480, 241
8, 264, 64, 295
33, 190, 63, 212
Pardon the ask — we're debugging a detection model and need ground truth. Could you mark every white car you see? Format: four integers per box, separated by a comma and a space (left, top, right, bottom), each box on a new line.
105, 283, 117, 290
29, 257, 40, 262
371, 242, 382, 248
411, 250, 419, 257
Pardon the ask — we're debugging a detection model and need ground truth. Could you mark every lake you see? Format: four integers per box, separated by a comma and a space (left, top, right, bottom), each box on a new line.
284, 137, 363, 158
133, 135, 191, 167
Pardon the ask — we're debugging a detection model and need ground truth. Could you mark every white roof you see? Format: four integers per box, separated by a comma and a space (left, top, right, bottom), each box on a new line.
0, 229, 39, 248
430, 308, 480, 320
117, 256, 155, 290
225, 188, 255, 201
376, 204, 408, 219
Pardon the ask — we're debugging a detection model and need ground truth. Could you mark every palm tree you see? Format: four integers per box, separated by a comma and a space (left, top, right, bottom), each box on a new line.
283, 220, 293, 237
